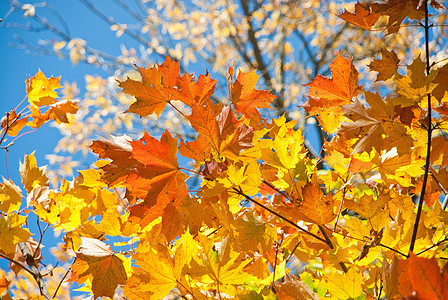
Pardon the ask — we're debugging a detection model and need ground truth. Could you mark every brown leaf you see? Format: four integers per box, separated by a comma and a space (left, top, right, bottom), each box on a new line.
368, 48, 400, 81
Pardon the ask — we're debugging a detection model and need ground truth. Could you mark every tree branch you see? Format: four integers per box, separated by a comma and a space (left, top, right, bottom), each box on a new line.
18, 242, 51, 299
409, 0, 432, 254
232, 187, 332, 247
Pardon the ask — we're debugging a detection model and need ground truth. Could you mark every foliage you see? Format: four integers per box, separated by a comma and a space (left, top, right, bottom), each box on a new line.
2, 0, 448, 299
3, 0, 448, 179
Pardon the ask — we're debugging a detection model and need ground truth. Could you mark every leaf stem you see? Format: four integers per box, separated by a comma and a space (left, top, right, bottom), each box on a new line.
409, 0, 432, 255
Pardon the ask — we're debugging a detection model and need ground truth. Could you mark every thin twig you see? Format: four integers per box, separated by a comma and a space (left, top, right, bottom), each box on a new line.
232, 187, 331, 246
52, 266, 71, 299
0, 251, 34, 277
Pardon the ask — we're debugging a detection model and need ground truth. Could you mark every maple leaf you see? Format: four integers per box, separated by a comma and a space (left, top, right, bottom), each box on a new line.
0, 179, 22, 214
304, 53, 362, 107
119, 55, 181, 117
126, 130, 188, 229
130, 236, 188, 300
228, 66, 276, 123
0, 214, 31, 255
325, 266, 363, 299
174, 72, 217, 108
340, 92, 412, 154
368, 48, 400, 81
337, 2, 380, 30
90, 135, 140, 186
0, 110, 28, 137
186, 105, 254, 160
371, 0, 426, 34
43, 99, 79, 124
382, 254, 406, 299
302, 54, 362, 133
399, 253, 448, 300
26, 69, 62, 107
70, 237, 128, 299
201, 237, 254, 295
299, 179, 336, 225
345, 193, 390, 219
19, 152, 49, 194
433, 63, 448, 102
393, 55, 438, 107
235, 212, 276, 252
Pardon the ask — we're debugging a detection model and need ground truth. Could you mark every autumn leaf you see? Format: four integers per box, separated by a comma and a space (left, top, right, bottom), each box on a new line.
26, 69, 62, 107
19, 152, 49, 194
302, 53, 362, 133
383, 254, 407, 299
0, 214, 31, 255
90, 135, 140, 186
399, 253, 448, 300
393, 55, 438, 107
70, 237, 128, 299
0, 178, 22, 214
304, 53, 362, 107
368, 48, 400, 81
119, 55, 181, 117
43, 99, 79, 124
0, 110, 28, 137
338, 2, 380, 30
325, 266, 363, 299
174, 72, 217, 108
371, 0, 426, 34
187, 105, 254, 160
340, 92, 412, 154
201, 236, 254, 295
126, 130, 188, 228
299, 179, 336, 225
228, 66, 276, 123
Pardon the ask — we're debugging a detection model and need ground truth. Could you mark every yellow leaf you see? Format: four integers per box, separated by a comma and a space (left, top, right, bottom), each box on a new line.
0, 178, 22, 214
19, 152, 48, 194
26, 69, 61, 107
0, 214, 31, 255
325, 266, 363, 299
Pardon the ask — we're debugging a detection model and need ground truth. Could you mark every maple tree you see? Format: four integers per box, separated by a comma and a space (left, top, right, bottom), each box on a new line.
2, 0, 448, 299
6, 0, 448, 180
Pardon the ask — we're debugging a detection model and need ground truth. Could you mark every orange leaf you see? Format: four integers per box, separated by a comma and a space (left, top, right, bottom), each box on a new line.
43, 99, 79, 124
338, 2, 379, 30
175, 72, 217, 107
401, 253, 448, 300
300, 179, 335, 224
127, 130, 189, 228
131, 129, 180, 176
304, 53, 362, 107
90, 135, 140, 186
119, 55, 180, 117
228, 67, 276, 123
